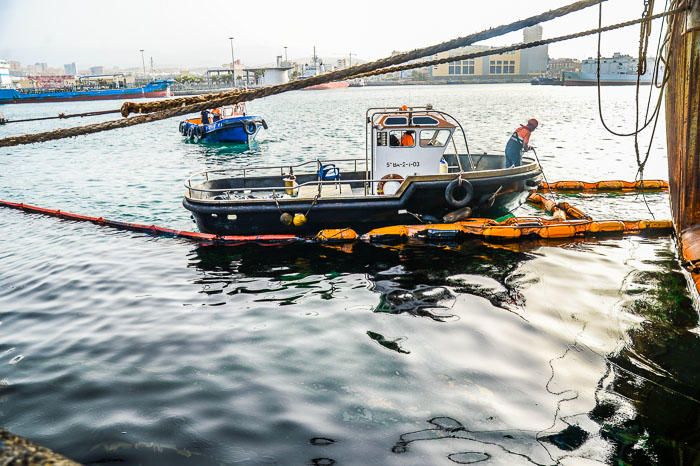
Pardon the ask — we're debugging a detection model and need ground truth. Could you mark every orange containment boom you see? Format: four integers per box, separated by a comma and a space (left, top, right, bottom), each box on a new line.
0, 200, 299, 245
527, 192, 591, 220
539, 179, 669, 192
361, 217, 673, 242
0, 198, 673, 246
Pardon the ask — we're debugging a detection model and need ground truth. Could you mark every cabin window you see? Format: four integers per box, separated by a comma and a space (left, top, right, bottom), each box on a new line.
223, 107, 233, 117
388, 130, 416, 147
419, 129, 451, 147
384, 116, 408, 126
411, 116, 439, 126
376, 131, 388, 146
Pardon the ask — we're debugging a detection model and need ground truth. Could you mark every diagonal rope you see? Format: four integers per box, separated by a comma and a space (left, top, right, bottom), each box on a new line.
353, 7, 686, 80
120, 0, 605, 117
0, 0, 605, 148
0, 5, 687, 150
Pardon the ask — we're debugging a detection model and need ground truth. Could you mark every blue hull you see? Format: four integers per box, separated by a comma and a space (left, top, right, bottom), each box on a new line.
180, 115, 265, 145
0, 80, 171, 104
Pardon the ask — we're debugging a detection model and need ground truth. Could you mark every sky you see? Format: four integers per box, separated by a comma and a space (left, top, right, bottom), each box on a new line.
0, 0, 667, 70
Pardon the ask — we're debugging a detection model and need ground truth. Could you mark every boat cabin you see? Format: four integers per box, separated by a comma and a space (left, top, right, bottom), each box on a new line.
369, 106, 469, 194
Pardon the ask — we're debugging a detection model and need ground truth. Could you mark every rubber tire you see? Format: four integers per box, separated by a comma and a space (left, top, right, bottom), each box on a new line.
192, 125, 203, 142
187, 126, 195, 141
243, 121, 257, 135
444, 178, 474, 208
179, 121, 187, 135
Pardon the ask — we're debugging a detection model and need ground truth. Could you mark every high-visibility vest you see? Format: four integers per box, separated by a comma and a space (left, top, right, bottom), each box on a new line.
510, 126, 531, 147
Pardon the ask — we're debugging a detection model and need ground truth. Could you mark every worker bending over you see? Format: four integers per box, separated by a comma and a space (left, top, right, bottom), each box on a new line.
505, 118, 538, 167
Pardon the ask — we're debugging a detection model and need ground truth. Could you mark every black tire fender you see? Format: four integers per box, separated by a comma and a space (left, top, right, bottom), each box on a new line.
192, 125, 203, 142
243, 121, 257, 135
444, 178, 474, 208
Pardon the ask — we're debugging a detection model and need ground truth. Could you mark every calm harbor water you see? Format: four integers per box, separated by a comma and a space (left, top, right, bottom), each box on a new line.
0, 84, 698, 465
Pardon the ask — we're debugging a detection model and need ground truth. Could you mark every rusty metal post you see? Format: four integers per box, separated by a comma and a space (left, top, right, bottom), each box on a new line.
665, 0, 700, 293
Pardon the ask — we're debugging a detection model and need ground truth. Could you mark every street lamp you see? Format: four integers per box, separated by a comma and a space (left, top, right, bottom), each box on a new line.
139, 49, 146, 78
283, 46, 288, 64
349, 52, 354, 67
228, 37, 236, 86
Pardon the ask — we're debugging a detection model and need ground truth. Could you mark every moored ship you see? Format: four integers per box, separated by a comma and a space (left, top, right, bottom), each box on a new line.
562, 53, 658, 86
0, 65, 172, 104
299, 48, 350, 90
304, 81, 350, 90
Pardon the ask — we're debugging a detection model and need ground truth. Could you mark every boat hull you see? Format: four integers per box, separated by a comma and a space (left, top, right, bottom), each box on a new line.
201, 125, 252, 144
561, 71, 653, 86
0, 81, 171, 104
184, 169, 541, 236
304, 81, 350, 90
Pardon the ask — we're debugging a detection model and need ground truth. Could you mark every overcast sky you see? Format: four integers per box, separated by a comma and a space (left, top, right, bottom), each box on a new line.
0, 0, 667, 70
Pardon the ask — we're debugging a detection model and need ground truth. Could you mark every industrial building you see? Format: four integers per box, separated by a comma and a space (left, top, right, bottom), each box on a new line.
430, 25, 548, 82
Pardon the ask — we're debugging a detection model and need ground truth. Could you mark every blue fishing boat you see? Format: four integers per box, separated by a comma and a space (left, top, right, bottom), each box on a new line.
179, 103, 267, 144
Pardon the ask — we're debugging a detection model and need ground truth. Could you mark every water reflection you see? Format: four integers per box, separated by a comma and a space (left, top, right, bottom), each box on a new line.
187, 238, 699, 465
189, 240, 533, 315
598, 248, 700, 465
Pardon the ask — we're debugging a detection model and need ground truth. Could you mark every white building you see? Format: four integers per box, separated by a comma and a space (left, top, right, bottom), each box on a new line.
243, 66, 291, 86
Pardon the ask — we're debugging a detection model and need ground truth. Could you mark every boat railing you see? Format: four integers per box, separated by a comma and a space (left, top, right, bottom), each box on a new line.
187, 158, 369, 185
186, 177, 406, 200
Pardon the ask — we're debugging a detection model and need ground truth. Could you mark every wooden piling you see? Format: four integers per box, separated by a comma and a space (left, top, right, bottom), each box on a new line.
665, 0, 700, 296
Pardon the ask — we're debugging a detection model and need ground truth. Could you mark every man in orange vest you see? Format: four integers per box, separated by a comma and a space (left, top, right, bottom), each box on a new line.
505, 118, 538, 167
211, 107, 221, 122
401, 130, 415, 146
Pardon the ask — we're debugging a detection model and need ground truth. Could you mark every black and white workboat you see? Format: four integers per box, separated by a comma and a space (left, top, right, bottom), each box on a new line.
183, 105, 543, 236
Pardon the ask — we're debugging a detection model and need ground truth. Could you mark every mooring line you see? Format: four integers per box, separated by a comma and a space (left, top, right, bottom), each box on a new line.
0, 109, 122, 125
0, 0, 605, 148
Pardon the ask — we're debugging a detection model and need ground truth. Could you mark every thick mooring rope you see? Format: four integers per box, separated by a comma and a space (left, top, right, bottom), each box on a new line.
120, 0, 603, 117
351, 7, 686, 80
0, 0, 603, 148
